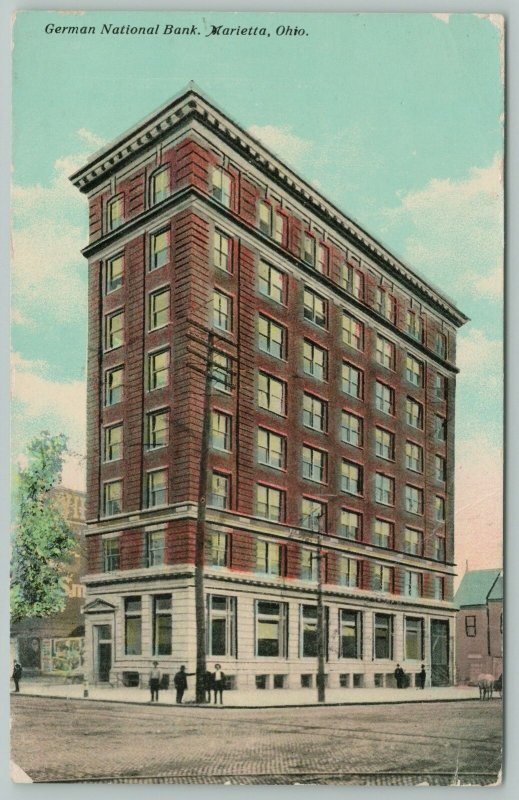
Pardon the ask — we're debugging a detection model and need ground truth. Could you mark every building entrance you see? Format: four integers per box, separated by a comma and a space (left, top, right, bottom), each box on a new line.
94, 625, 112, 682
431, 619, 450, 686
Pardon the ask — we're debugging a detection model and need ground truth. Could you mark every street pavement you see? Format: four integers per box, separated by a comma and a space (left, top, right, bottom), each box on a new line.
10, 695, 503, 785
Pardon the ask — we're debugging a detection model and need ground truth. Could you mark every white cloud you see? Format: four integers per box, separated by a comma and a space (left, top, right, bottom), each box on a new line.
77, 128, 107, 149
247, 124, 311, 167
457, 327, 502, 378
432, 13, 450, 24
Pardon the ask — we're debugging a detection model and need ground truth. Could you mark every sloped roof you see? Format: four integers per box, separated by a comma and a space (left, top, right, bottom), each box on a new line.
454, 569, 502, 608
488, 574, 503, 602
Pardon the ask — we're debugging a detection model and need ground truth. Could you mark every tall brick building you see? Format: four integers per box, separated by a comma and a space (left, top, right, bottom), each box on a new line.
71, 84, 467, 690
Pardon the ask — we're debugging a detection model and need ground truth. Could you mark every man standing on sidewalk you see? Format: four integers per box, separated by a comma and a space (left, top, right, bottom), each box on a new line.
173, 665, 193, 704
12, 661, 23, 693
148, 661, 161, 703
394, 663, 405, 689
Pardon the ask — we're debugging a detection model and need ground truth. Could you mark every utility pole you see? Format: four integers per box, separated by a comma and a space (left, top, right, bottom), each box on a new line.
315, 510, 326, 703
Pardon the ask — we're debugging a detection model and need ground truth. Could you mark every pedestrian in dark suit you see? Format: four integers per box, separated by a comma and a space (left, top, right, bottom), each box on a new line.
12, 661, 22, 693
418, 664, 426, 689
204, 669, 215, 703
173, 665, 193, 704
394, 663, 405, 689
149, 661, 161, 702
213, 664, 226, 705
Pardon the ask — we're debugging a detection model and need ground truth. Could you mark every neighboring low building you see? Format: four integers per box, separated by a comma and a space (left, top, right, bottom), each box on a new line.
454, 568, 503, 684
11, 488, 87, 675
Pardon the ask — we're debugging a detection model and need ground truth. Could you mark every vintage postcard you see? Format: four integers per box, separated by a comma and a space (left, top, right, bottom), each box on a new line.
9, 9, 504, 786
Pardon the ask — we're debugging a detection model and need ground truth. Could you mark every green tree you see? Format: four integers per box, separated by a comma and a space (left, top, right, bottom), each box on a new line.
11, 432, 76, 622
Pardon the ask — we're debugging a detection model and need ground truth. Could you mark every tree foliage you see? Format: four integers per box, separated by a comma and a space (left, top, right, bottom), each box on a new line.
11, 432, 76, 622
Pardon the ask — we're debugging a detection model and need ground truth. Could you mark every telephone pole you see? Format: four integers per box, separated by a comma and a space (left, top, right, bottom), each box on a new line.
315, 511, 326, 703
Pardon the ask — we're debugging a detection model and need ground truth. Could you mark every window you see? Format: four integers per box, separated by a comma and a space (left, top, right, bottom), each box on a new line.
213, 229, 231, 272
302, 445, 326, 483
148, 349, 170, 390
146, 530, 165, 567
213, 290, 232, 332
317, 243, 329, 275
149, 229, 169, 270
405, 618, 423, 660
337, 557, 359, 588
405, 354, 423, 387
107, 196, 123, 230
301, 497, 326, 531
256, 539, 283, 576
375, 473, 394, 506
376, 336, 395, 370
259, 201, 272, 235
375, 382, 394, 416
209, 472, 230, 510
211, 411, 232, 452
434, 373, 447, 400
372, 565, 393, 593
435, 455, 446, 482
106, 254, 124, 293
148, 287, 170, 331
406, 398, 423, 429
257, 428, 285, 470
303, 232, 316, 266
435, 332, 447, 359
258, 260, 285, 304
373, 519, 393, 548
146, 469, 168, 508
341, 460, 363, 496
258, 372, 286, 416
211, 167, 231, 207
465, 615, 476, 637
341, 263, 364, 299
375, 428, 394, 461
153, 595, 172, 656
208, 595, 236, 657
303, 393, 327, 432
342, 363, 363, 399
404, 527, 423, 556
207, 529, 229, 567
300, 605, 320, 656
212, 352, 232, 393
303, 288, 327, 328
374, 614, 393, 658
435, 415, 447, 441
255, 484, 284, 522
405, 441, 423, 473
124, 597, 142, 655
339, 510, 362, 540
300, 549, 318, 582
405, 485, 424, 515
146, 409, 169, 450
340, 610, 362, 658
150, 167, 170, 205
404, 571, 422, 598
435, 496, 446, 522
103, 481, 122, 516
406, 309, 423, 342
104, 424, 123, 462
105, 310, 124, 350
434, 536, 446, 562
258, 315, 285, 359
255, 600, 287, 657
105, 366, 123, 406
303, 340, 327, 381
342, 313, 364, 350
374, 287, 396, 323
274, 211, 286, 245
341, 411, 363, 447
103, 537, 120, 571
433, 576, 445, 601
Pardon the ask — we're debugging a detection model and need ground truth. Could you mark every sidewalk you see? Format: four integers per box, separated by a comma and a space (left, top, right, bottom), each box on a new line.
11, 678, 483, 708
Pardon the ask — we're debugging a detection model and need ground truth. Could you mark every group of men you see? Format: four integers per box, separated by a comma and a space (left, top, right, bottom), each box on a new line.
149, 662, 226, 705
394, 663, 427, 689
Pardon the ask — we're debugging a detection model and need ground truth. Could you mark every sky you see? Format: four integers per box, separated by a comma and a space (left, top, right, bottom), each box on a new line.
11, 10, 504, 580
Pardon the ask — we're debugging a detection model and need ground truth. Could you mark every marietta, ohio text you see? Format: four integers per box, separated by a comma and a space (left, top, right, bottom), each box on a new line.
43, 23, 309, 38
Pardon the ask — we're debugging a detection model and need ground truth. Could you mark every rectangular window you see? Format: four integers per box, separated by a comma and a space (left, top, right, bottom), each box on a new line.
435, 373, 447, 400
258, 260, 285, 304
303, 340, 327, 381
341, 411, 363, 447
105, 310, 124, 350
317, 243, 329, 274
208, 595, 236, 657
375, 473, 394, 506
342, 313, 364, 350
148, 349, 170, 390
212, 167, 231, 207
342, 363, 363, 399
105, 366, 123, 406
106, 254, 124, 293
103, 481, 122, 516
405, 485, 424, 515
339, 510, 362, 540
104, 424, 123, 462
208, 529, 229, 567
146, 469, 168, 508
341, 460, 363, 496
337, 557, 359, 588
376, 336, 395, 370
303, 393, 327, 432
405, 617, 423, 660
103, 537, 120, 571
107, 196, 123, 230
146, 530, 165, 567
435, 415, 447, 441
257, 428, 285, 470
213, 290, 232, 332
406, 310, 423, 342
405, 354, 423, 387
259, 201, 272, 235
374, 287, 396, 323
151, 168, 170, 205
303, 288, 327, 328
211, 352, 232, 393
433, 576, 445, 601
258, 315, 285, 359
341, 263, 363, 299
146, 409, 169, 450
258, 372, 286, 416
153, 595, 172, 656
373, 519, 393, 549
256, 539, 283, 576
209, 472, 230, 510
301, 497, 326, 531
302, 445, 327, 483
465, 615, 476, 637
435, 333, 447, 359
124, 597, 142, 655
149, 287, 170, 331
435, 495, 446, 522
340, 610, 362, 658
211, 410, 232, 452
300, 549, 318, 582
405, 441, 423, 473
374, 614, 393, 658
435, 455, 446, 482
375, 428, 394, 461
434, 536, 446, 562
256, 600, 287, 657
255, 484, 284, 522
149, 229, 169, 270
274, 211, 285, 245
404, 527, 423, 556
372, 565, 393, 594
375, 381, 394, 416
303, 232, 316, 266
406, 398, 423, 429
405, 571, 422, 598
213, 229, 231, 272
300, 605, 319, 656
